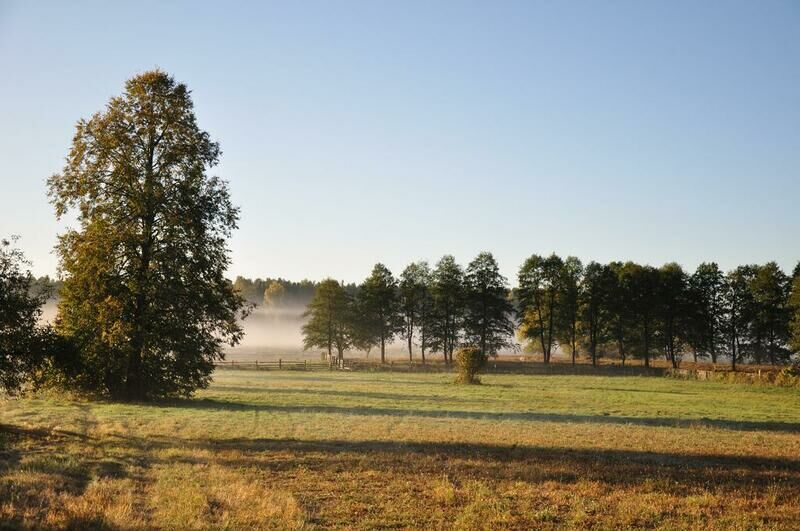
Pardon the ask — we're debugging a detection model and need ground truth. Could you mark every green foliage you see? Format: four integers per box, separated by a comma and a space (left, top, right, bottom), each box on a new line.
302, 279, 354, 360
555, 256, 583, 364
46, 70, 248, 400
0, 237, 50, 393
791, 275, 800, 353
517, 254, 563, 363
724, 266, 755, 370
579, 261, 615, 366
399, 261, 432, 361
686, 263, 726, 362
749, 262, 792, 364
429, 256, 465, 363
656, 263, 690, 369
605, 262, 637, 366
463, 252, 515, 357
454, 346, 487, 384
357, 264, 402, 363
232, 276, 357, 307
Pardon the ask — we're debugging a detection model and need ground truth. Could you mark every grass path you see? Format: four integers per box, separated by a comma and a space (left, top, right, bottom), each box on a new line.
1, 371, 799, 529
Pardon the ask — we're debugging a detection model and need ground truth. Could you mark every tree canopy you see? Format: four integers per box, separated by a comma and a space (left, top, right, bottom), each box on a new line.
47, 70, 248, 400
0, 238, 49, 393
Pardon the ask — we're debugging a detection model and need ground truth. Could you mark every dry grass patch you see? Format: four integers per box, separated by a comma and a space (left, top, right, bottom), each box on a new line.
1, 370, 799, 529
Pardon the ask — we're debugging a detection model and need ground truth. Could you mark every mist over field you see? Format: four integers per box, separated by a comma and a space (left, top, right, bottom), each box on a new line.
239, 306, 306, 348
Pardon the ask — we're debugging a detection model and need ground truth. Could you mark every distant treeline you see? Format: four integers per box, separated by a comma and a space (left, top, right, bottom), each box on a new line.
232, 277, 357, 307
301, 253, 800, 369
30, 276, 63, 300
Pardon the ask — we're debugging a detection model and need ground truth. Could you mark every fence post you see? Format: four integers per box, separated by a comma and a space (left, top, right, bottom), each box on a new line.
305, 360, 308, 370
279, 358, 282, 370
255, 360, 259, 370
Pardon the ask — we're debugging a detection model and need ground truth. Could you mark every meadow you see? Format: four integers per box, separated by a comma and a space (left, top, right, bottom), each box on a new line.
1, 369, 799, 529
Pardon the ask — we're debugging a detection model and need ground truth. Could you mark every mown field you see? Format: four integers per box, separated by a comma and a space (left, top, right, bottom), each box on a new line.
1, 370, 799, 530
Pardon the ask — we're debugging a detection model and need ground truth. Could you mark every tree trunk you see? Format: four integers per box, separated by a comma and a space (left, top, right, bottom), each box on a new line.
421, 327, 426, 364
126, 224, 153, 401
571, 318, 577, 365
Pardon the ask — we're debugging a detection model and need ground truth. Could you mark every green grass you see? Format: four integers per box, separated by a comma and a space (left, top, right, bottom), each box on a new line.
2, 370, 800, 529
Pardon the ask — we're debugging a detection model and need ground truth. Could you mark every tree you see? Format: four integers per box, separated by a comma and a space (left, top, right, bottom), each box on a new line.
555, 256, 583, 365
463, 252, 515, 357
686, 263, 726, 363
790, 274, 800, 354
627, 264, 659, 367
518, 254, 563, 363
302, 279, 353, 360
656, 263, 689, 369
0, 238, 49, 393
724, 266, 757, 371
430, 255, 465, 364
415, 265, 436, 364
358, 264, 401, 363
399, 261, 431, 361
263, 280, 287, 308
606, 262, 638, 366
579, 261, 613, 366
749, 262, 792, 365
47, 71, 248, 400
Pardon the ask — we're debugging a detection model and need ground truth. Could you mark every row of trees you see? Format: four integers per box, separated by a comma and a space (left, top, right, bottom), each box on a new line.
232, 277, 333, 308
302, 254, 800, 369
302, 253, 515, 363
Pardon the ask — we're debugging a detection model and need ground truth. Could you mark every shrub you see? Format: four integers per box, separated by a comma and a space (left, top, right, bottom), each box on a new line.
455, 347, 487, 384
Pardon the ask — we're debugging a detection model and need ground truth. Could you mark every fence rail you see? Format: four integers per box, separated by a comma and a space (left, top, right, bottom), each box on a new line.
214, 359, 338, 371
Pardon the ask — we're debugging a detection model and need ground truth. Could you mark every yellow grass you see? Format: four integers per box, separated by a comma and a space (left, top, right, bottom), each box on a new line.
1, 370, 799, 529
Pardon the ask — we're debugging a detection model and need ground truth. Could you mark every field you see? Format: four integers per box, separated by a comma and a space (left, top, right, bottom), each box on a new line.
1, 370, 799, 529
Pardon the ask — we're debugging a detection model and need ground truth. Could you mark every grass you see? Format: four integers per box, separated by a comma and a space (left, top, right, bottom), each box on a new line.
1, 370, 799, 529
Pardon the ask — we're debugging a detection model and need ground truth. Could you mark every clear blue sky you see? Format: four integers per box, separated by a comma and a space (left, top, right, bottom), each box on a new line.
1, 1, 798, 283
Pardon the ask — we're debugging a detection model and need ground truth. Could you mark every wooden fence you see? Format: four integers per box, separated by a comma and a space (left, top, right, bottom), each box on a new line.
214, 359, 340, 371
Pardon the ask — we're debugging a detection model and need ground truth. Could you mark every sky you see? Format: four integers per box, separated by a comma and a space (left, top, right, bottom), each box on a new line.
0, 0, 798, 284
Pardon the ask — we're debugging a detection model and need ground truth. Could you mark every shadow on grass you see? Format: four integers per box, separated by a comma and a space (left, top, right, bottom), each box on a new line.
577, 386, 698, 395
159, 398, 800, 434
3, 423, 798, 497
210, 385, 496, 404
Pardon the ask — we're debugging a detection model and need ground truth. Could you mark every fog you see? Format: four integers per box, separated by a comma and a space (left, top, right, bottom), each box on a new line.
40, 300, 523, 362
237, 305, 307, 350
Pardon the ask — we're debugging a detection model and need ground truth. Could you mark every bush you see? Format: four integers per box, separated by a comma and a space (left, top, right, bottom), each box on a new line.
455, 347, 487, 384
780, 363, 800, 378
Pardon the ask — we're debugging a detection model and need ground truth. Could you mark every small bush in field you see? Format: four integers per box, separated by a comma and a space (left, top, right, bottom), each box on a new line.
780, 363, 800, 378
455, 347, 487, 384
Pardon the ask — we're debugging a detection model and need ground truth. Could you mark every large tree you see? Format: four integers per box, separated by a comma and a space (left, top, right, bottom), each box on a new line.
517, 254, 563, 363
790, 273, 800, 354
399, 261, 431, 362
724, 266, 757, 371
430, 255, 465, 364
358, 264, 401, 363
47, 71, 247, 400
302, 279, 353, 360
686, 263, 726, 363
579, 261, 613, 366
0, 238, 49, 393
749, 262, 792, 365
463, 252, 515, 357
656, 263, 689, 369
627, 264, 659, 367
606, 262, 639, 366
555, 256, 583, 365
